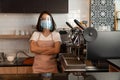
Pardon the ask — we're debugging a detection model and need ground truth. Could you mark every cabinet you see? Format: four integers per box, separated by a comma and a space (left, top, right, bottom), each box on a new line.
109, 65, 120, 72
17, 66, 33, 74
0, 66, 32, 74
107, 59, 120, 72
0, 67, 17, 74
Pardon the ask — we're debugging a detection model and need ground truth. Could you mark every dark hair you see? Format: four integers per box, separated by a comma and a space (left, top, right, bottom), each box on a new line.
36, 11, 56, 32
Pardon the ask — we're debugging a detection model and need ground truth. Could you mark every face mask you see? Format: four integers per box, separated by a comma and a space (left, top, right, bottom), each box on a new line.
41, 20, 53, 30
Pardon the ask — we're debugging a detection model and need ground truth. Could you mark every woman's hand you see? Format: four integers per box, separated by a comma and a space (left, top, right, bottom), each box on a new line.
41, 41, 61, 55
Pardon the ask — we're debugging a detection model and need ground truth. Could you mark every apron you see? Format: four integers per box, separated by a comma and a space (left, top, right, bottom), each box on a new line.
33, 33, 58, 73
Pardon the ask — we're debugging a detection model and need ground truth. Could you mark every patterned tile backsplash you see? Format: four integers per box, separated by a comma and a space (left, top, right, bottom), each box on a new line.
90, 0, 115, 31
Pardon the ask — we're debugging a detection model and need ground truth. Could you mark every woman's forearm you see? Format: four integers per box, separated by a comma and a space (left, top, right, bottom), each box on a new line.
41, 42, 61, 55
30, 41, 49, 54
30, 41, 61, 55
31, 46, 48, 54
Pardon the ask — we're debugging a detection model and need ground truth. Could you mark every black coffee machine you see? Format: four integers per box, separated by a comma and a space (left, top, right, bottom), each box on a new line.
59, 19, 97, 80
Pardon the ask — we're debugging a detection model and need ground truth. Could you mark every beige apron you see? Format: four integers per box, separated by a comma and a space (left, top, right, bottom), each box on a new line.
33, 33, 58, 73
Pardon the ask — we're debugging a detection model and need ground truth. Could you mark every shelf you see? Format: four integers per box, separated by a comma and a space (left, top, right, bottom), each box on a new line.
0, 35, 31, 39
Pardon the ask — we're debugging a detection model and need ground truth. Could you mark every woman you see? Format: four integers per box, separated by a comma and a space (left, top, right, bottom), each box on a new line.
30, 11, 61, 73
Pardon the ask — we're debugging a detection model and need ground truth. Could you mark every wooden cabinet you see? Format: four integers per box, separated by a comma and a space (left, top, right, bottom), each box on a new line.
17, 66, 33, 74
0, 66, 32, 74
107, 59, 120, 72
109, 65, 120, 72
0, 67, 17, 74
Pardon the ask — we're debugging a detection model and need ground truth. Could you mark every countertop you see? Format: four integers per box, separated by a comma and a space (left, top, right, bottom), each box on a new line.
0, 57, 109, 72
0, 58, 120, 80
0, 73, 68, 80
107, 59, 120, 70
0, 72, 119, 80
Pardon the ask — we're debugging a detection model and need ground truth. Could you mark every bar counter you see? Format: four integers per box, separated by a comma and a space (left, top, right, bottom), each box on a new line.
0, 73, 68, 80
0, 72, 120, 80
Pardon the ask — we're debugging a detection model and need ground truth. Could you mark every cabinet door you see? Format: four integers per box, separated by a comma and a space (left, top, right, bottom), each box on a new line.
109, 65, 120, 72
0, 67, 17, 74
17, 66, 33, 74
0, 66, 32, 74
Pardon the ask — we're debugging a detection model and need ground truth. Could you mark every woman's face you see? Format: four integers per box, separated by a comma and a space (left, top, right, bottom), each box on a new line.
40, 14, 53, 30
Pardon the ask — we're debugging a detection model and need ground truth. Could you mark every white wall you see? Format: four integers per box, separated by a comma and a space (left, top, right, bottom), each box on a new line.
54, 0, 90, 28
0, 0, 90, 56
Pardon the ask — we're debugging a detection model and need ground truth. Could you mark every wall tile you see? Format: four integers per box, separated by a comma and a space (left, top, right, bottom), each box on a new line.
90, 0, 115, 31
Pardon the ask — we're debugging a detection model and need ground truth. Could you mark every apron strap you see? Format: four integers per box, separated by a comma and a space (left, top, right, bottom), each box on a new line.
51, 33, 54, 41
38, 32, 54, 41
38, 32, 41, 40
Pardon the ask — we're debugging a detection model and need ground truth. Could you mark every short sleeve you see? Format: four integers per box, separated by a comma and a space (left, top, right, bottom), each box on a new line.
30, 31, 39, 41
52, 31, 62, 42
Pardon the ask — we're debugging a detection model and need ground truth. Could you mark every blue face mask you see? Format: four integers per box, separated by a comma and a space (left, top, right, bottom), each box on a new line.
41, 20, 53, 30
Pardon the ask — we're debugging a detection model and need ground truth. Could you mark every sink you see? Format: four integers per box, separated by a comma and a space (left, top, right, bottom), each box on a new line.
0, 58, 25, 65
0, 57, 33, 66
14, 58, 26, 65
0, 59, 15, 65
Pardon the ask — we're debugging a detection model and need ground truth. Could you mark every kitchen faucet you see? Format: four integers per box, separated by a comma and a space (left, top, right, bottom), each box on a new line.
15, 50, 31, 60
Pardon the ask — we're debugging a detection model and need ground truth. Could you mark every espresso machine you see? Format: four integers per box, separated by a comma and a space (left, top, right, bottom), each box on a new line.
59, 19, 97, 80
